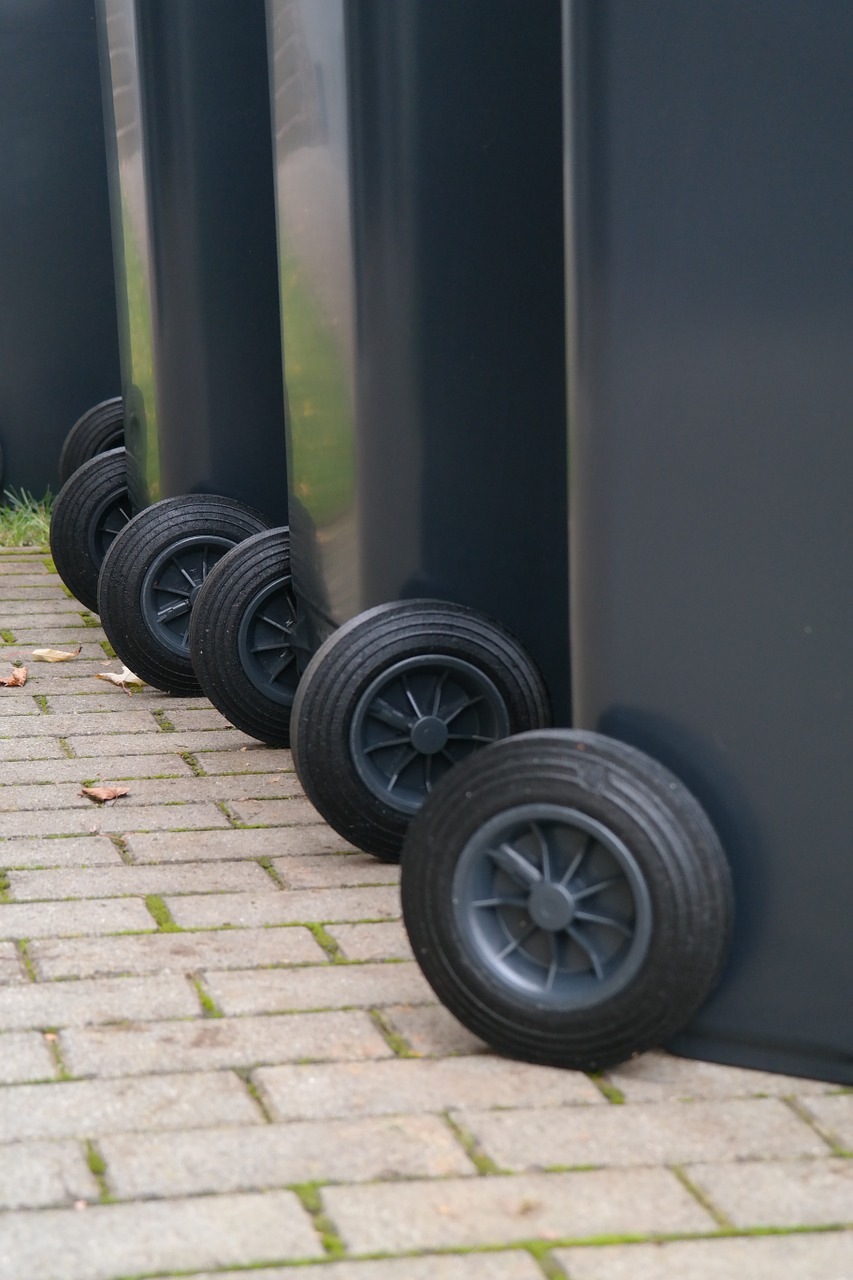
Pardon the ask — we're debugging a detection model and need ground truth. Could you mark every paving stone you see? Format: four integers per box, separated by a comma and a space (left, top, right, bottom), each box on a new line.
196, 747, 296, 774
4, 773, 303, 809
0, 737, 65, 761
102, 1112, 474, 1198
0, 1191, 322, 1279
0, 1139, 99, 1210
0, 593, 77, 606
384, 1003, 487, 1057
62, 1009, 392, 1077
44, 693, 187, 714
605, 1049, 837, 1102
184, 1257, 544, 1280
166, 885, 400, 929
555, 1232, 853, 1280
802, 1093, 853, 1151
68, 729, 257, 756
0, 942, 24, 985
7, 711, 157, 738
30, 925, 326, 979
0, 973, 198, 1031
0, 698, 40, 717
0, 898, 154, 940
127, 824, 358, 862
330, 921, 414, 961
688, 1157, 853, 1228
162, 706, 237, 731
7, 859, 272, 900
0, 782, 110, 811
205, 960, 434, 1015
0, 1071, 261, 1141
0, 836, 125, 869
274, 853, 400, 889
0, 1030, 56, 1082
0, 801, 232, 837
256, 1057, 604, 1122
324, 1168, 713, 1252
228, 797, 325, 826
455, 1098, 829, 1171
5, 613, 91, 629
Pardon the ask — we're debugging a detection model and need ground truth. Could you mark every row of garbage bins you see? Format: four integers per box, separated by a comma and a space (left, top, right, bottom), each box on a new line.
15, 0, 853, 1085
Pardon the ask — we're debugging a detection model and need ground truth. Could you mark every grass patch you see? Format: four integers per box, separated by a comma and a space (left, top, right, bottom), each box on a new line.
0, 487, 53, 547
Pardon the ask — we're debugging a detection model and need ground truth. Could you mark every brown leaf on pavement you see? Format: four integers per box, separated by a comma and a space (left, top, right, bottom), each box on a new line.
80, 785, 129, 804
95, 665, 144, 694
0, 666, 27, 687
31, 645, 82, 663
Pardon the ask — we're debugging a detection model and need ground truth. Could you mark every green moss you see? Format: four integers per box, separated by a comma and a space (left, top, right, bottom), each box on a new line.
179, 751, 204, 777
33, 693, 49, 713
672, 1165, 734, 1229
0, 872, 10, 902
79, 612, 100, 627
16, 939, 37, 981
1, 629, 16, 644
442, 1112, 503, 1175
291, 1182, 347, 1258
370, 1008, 417, 1058
587, 1073, 625, 1104
190, 974, 223, 1018
144, 894, 181, 932
152, 709, 176, 732
100, 639, 117, 658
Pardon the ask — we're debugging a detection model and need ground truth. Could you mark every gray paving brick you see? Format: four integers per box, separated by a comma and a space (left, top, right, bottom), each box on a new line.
1, 593, 75, 606
7, 859, 272, 900
0, 941, 24, 984
0, 782, 107, 811
29, 924, 326, 979
274, 853, 400, 889
68, 728, 257, 756
0, 1191, 322, 1279
162, 706, 236, 731
606, 1049, 837, 1102
102, 1112, 473, 1198
331, 921, 414, 961
196, 747, 296, 774
0, 836, 124, 868
3, 772, 303, 809
0, 1030, 56, 1082
0, 1071, 261, 1141
205, 960, 434, 1015
0, 737, 65, 761
127, 823, 358, 862
0, 800, 232, 837
256, 1057, 604, 1122
62, 1008, 392, 1077
456, 1098, 829, 1171
0, 698, 40, 717
0, 973, 197, 1032
5, 613, 90, 629
803, 1093, 853, 1151
166, 885, 400, 929
0, 898, 154, 939
688, 1157, 853, 1228
324, 1168, 713, 1252
186, 1258, 544, 1280
0, 1139, 99, 1210
384, 1003, 486, 1057
556, 1233, 853, 1280
228, 796, 325, 826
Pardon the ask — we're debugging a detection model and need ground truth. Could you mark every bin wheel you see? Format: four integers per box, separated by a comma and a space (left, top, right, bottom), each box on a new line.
58, 398, 125, 486
49, 448, 131, 613
400, 729, 734, 1070
189, 527, 298, 745
291, 600, 552, 861
97, 495, 270, 694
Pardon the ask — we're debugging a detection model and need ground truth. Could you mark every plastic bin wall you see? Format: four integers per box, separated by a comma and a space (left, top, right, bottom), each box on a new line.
268, 0, 570, 721
0, 0, 120, 496
564, 0, 853, 1081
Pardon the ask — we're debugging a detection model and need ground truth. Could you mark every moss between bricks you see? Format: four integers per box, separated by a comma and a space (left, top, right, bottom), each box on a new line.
292, 1182, 347, 1258
144, 894, 180, 932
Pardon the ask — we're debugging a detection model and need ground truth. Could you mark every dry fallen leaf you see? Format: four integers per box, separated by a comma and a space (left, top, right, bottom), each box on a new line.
95, 665, 144, 694
31, 645, 82, 663
80, 785, 129, 804
0, 666, 27, 687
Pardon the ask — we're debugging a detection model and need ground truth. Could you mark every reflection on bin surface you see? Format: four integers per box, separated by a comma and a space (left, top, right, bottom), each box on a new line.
565, 0, 853, 1081
98, 0, 287, 523
268, 0, 570, 721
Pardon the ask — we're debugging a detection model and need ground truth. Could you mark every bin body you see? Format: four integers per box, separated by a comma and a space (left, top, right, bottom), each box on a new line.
0, 0, 120, 496
97, 0, 287, 522
268, 0, 570, 721
565, 0, 853, 1081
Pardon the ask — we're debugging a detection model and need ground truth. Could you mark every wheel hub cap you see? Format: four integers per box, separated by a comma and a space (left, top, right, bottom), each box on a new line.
528, 881, 575, 931
409, 716, 450, 754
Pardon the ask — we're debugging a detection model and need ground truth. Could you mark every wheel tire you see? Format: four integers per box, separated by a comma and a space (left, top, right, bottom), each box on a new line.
97, 494, 270, 694
291, 600, 552, 861
400, 729, 734, 1070
49, 448, 131, 612
189, 527, 297, 745
58, 398, 125, 487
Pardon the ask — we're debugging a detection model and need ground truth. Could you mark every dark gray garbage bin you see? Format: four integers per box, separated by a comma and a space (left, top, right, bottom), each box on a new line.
400, 0, 853, 1084
50, 0, 289, 695
188, 0, 569, 859
0, 0, 120, 499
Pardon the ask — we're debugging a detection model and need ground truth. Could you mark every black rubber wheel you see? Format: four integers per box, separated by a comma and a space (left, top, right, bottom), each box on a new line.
188, 527, 297, 745
97, 494, 270, 694
49, 448, 131, 612
58, 398, 125, 487
400, 729, 734, 1070
291, 600, 552, 860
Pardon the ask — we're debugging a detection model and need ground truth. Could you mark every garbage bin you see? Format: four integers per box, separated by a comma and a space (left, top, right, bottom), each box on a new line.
51, 0, 289, 694
400, 0, 853, 1084
0, 0, 120, 498
190, 0, 569, 857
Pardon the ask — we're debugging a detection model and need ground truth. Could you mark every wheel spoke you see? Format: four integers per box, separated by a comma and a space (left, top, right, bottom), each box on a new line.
250, 639, 295, 654
153, 584, 191, 599
386, 747, 419, 791
431, 669, 450, 716
362, 735, 410, 756
424, 753, 433, 793
265, 651, 297, 683
572, 876, 622, 901
368, 697, 416, 732
574, 910, 633, 938
446, 732, 496, 744
471, 895, 529, 910
171, 557, 197, 589
496, 921, 538, 961
201, 546, 209, 580
566, 923, 605, 980
256, 613, 294, 634
531, 821, 551, 882
487, 841, 542, 888
544, 932, 560, 992
402, 675, 423, 718
442, 694, 485, 726
559, 833, 594, 887
156, 598, 191, 623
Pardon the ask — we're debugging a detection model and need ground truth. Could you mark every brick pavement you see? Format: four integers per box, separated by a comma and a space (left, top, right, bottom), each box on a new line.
0, 547, 851, 1280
